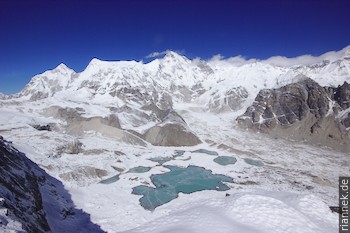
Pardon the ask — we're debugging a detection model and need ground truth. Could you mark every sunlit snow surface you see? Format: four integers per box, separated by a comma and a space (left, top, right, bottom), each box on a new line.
122, 190, 338, 233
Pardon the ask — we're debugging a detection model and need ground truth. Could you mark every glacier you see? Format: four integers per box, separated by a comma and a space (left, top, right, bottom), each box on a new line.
0, 46, 350, 232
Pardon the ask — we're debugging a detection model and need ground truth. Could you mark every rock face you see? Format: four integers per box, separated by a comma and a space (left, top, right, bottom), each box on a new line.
0, 137, 50, 233
0, 136, 105, 232
237, 78, 350, 151
208, 86, 249, 112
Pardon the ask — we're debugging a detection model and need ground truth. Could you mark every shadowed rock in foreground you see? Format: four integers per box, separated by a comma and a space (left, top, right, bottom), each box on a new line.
0, 136, 106, 233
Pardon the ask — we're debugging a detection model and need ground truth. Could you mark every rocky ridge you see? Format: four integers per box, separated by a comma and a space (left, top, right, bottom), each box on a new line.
0, 136, 105, 233
237, 77, 350, 151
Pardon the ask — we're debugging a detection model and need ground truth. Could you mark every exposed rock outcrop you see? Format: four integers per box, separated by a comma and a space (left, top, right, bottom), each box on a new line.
0, 136, 105, 232
0, 138, 50, 233
208, 86, 249, 112
59, 166, 108, 186
56, 139, 83, 155
32, 124, 52, 131
237, 78, 350, 151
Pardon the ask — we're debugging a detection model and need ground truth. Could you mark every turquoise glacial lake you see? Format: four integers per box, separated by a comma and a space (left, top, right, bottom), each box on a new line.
132, 165, 233, 210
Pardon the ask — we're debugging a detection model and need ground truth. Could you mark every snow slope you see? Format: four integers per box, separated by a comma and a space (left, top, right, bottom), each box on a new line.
123, 190, 337, 233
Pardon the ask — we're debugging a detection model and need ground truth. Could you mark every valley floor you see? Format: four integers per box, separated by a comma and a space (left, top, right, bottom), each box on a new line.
0, 103, 348, 232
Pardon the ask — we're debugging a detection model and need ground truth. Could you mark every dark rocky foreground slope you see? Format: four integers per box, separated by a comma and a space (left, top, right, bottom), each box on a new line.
237, 77, 350, 152
0, 136, 105, 233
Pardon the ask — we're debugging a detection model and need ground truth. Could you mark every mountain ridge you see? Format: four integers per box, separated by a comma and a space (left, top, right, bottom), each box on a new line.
1, 46, 350, 149
15, 47, 350, 103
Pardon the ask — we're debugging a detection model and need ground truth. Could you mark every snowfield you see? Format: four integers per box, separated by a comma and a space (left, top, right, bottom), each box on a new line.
122, 191, 337, 233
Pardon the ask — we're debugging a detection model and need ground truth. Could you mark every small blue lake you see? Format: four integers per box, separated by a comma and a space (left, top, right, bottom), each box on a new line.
148, 156, 173, 164
191, 149, 218, 156
174, 150, 186, 156
99, 174, 120, 184
132, 165, 233, 210
214, 156, 237, 165
244, 158, 264, 167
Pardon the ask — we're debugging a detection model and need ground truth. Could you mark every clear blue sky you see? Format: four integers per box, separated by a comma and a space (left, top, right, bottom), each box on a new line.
1, 0, 350, 94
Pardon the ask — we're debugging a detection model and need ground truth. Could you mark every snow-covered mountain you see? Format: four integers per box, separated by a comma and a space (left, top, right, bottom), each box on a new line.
18, 46, 350, 111
1, 46, 349, 232
7, 46, 350, 149
0, 93, 9, 100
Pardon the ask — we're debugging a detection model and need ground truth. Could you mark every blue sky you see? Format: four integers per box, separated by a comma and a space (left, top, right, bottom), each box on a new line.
1, 0, 350, 94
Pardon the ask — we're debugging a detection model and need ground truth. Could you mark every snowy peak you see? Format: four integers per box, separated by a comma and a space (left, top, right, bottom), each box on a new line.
19, 63, 76, 100
39, 63, 76, 78
85, 58, 108, 69
161, 51, 190, 64
55, 63, 74, 72
89, 58, 102, 66
342, 47, 350, 60
86, 57, 140, 68
341, 45, 350, 56
0, 92, 8, 100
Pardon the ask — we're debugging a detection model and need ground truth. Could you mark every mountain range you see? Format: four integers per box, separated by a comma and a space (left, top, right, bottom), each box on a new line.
2, 46, 350, 150
0, 46, 349, 232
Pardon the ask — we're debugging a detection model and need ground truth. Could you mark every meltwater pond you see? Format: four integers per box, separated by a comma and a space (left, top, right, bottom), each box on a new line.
214, 156, 237, 166
244, 158, 264, 167
148, 156, 173, 165
132, 165, 233, 210
191, 149, 219, 156
99, 174, 120, 184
